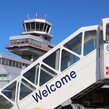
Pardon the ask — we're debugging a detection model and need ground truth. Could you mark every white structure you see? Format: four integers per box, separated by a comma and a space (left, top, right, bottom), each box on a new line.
1, 18, 109, 109
0, 18, 54, 89
6, 18, 54, 61
0, 53, 32, 88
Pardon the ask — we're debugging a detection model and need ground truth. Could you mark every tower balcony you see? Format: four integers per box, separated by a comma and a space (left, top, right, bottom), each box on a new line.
5, 36, 54, 60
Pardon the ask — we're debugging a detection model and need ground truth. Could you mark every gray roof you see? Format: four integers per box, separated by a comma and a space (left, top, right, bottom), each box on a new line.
0, 53, 32, 64
0, 64, 21, 75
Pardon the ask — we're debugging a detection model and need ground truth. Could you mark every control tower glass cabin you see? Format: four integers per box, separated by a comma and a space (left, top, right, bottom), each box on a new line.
6, 18, 54, 61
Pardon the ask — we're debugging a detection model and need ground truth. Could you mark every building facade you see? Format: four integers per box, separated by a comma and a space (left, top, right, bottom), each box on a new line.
0, 53, 32, 88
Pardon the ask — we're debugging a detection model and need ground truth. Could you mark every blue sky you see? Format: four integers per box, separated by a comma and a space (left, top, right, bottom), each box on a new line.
0, 0, 109, 55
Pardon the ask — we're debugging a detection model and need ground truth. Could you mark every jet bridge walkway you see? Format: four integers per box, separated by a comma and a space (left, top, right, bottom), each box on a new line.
1, 18, 109, 109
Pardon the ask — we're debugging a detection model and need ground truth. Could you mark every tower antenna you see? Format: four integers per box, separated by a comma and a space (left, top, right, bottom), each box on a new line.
27, 14, 30, 19
45, 13, 47, 19
36, 12, 38, 18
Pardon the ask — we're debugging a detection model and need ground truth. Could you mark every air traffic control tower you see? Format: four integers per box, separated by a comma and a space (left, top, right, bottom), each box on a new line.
6, 18, 54, 61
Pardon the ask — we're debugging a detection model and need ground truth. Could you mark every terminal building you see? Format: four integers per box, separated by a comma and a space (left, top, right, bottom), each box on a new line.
0, 53, 32, 88
0, 18, 54, 88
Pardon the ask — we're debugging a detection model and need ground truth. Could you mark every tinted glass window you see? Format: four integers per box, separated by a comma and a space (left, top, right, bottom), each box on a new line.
20, 79, 36, 100
31, 22, 35, 30
84, 39, 95, 55
39, 65, 56, 86
43, 49, 60, 70
2, 81, 17, 102
64, 33, 82, 55
84, 30, 96, 55
26, 23, 30, 31
61, 50, 80, 71
23, 64, 39, 85
106, 23, 109, 41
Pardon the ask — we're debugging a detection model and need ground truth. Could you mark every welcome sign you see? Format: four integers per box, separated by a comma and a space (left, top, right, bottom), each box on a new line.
32, 71, 77, 103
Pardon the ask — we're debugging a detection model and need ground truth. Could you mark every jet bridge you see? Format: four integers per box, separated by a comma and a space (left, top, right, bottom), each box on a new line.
1, 18, 109, 109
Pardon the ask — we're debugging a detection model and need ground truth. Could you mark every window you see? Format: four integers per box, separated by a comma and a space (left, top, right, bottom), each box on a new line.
19, 63, 22, 68
23, 64, 39, 85
9, 60, 12, 66
39, 65, 56, 86
64, 33, 82, 55
2, 58, 7, 65
43, 49, 60, 70
61, 50, 80, 71
1, 58, 4, 64
31, 22, 35, 31
26, 23, 30, 31
13, 61, 15, 67
106, 23, 109, 42
84, 39, 94, 55
0, 58, 2, 64
44, 23, 47, 32
36, 22, 40, 31
40, 23, 44, 31
20, 79, 36, 100
0, 58, 3, 64
46, 25, 50, 33
0, 74, 8, 80
2, 81, 17, 102
84, 30, 96, 55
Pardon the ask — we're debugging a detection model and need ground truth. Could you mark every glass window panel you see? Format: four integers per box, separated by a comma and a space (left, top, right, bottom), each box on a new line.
106, 23, 109, 41
23, 64, 39, 85
20, 79, 36, 100
9, 60, 12, 66
1, 58, 3, 64
39, 65, 56, 86
43, 49, 60, 70
3, 59, 7, 65
31, 22, 35, 31
40, 23, 44, 31
2, 81, 17, 102
84, 30, 96, 55
0, 95, 13, 109
26, 23, 30, 31
36, 22, 40, 31
64, 33, 82, 55
0, 58, 2, 64
47, 25, 50, 33
0, 74, 8, 80
44, 23, 47, 32
0, 76, 3, 80
3, 74, 8, 80
2, 58, 5, 65
84, 39, 94, 55
61, 50, 80, 71
13, 61, 15, 67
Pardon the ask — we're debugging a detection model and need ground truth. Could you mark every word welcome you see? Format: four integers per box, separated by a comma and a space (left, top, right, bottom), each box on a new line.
32, 71, 77, 103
